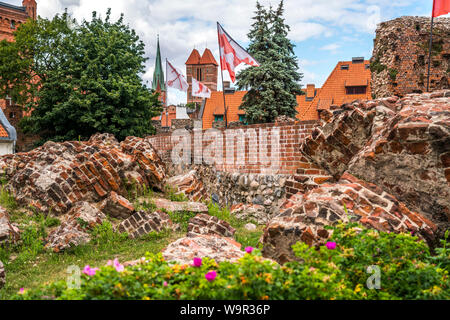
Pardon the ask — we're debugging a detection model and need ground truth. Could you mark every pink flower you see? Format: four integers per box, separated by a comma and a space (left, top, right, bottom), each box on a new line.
112, 259, 124, 272
163, 281, 168, 287
245, 247, 254, 254
18, 288, 25, 294
193, 257, 202, 267
83, 265, 99, 276
326, 242, 337, 250
205, 270, 217, 282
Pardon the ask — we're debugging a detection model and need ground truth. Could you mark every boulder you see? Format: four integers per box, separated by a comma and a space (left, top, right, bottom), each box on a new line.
45, 202, 105, 252
0, 133, 166, 216
166, 170, 207, 202
231, 203, 268, 225
0, 206, 20, 245
262, 173, 437, 264
0, 260, 4, 289
187, 214, 235, 238
162, 235, 245, 265
116, 210, 176, 239
153, 198, 208, 214
99, 191, 134, 219
299, 91, 450, 237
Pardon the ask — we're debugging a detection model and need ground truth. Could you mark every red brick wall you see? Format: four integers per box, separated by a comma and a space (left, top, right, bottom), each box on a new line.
147, 121, 332, 179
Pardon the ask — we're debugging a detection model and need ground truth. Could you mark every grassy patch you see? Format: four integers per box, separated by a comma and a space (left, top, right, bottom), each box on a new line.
0, 225, 182, 300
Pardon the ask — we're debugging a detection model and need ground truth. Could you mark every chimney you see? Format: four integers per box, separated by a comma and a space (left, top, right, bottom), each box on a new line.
352, 57, 364, 64
223, 81, 230, 89
306, 84, 316, 98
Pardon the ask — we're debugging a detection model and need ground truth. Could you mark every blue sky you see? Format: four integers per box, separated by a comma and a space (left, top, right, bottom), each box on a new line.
5, 0, 448, 104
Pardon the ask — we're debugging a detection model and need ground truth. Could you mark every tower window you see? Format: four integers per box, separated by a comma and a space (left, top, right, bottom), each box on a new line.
10, 20, 16, 29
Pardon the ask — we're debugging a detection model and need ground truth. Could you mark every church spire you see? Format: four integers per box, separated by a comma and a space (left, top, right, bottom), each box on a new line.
152, 36, 165, 92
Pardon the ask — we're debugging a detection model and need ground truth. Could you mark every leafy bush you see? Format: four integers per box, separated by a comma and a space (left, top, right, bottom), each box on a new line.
165, 185, 189, 203
89, 221, 128, 247
13, 223, 449, 300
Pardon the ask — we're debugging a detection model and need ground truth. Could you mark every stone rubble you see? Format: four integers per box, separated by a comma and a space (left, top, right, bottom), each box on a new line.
187, 214, 236, 238
153, 198, 208, 214
0, 206, 20, 245
45, 202, 105, 252
0, 133, 166, 216
298, 90, 449, 237
166, 170, 207, 202
117, 210, 176, 239
262, 172, 437, 264
230, 203, 270, 225
162, 235, 245, 265
98, 191, 134, 219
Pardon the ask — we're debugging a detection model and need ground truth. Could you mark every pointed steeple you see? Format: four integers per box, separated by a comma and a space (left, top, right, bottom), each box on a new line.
152, 36, 165, 92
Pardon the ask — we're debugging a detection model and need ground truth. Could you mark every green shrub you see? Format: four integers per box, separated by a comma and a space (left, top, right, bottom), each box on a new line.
388, 68, 398, 81
166, 210, 197, 232
165, 185, 189, 202
14, 223, 449, 300
0, 186, 17, 211
89, 221, 128, 247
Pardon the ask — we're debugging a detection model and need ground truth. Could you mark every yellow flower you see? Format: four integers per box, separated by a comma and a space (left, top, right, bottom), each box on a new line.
143, 296, 151, 300
354, 284, 362, 293
240, 276, 248, 284
261, 295, 269, 300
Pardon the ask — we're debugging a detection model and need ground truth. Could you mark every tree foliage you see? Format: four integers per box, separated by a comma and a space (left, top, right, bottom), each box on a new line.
0, 9, 161, 144
236, 1, 303, 124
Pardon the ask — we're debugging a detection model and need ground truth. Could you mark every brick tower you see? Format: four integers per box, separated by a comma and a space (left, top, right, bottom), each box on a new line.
0, 0, 37, 152
186, 48, 218, 104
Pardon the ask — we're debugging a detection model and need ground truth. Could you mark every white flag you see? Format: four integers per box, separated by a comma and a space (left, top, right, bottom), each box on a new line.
192, 77, 211, 99
166, 60, 189, 92
217, 22, 259, 82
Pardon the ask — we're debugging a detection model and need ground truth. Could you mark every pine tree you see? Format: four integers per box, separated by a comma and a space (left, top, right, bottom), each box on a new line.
271, 0, 303, 96
236, 1, 303, 124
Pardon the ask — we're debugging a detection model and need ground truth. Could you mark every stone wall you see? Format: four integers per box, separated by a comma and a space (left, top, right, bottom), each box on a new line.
371, 16, 450, 98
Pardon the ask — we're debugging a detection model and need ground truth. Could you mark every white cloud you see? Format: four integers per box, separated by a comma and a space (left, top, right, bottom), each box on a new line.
320, 43, 341, 53
5, 0, 418, 103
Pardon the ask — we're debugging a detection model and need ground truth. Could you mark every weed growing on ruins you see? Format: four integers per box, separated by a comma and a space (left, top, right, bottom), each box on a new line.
13, 223, 449, 300
165, 185, 189, 202
207, 203, 263, 249
89, 221, 129, 248
0, 185, 18, 211
165, 209, 198, 232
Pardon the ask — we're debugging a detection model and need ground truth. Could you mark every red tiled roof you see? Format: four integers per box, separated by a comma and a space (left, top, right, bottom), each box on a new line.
201, 59, 372, 128
185, 49, 201, 65
298, 60, 371, 119
199, 48, 218, 66
0, 123, 8, 138
152, 105, 177, 127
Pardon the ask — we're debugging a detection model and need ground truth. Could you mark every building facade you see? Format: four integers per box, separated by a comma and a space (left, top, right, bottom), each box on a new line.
0, 0, 37, 152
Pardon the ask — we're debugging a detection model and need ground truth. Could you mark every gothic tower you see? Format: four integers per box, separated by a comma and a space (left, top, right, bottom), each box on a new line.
22, 0, 37, 20
152, 36, 166, 105
186, 48, 218, 104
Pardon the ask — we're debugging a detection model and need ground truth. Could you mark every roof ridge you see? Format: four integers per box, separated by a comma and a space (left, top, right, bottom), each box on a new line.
199, 48, 218, 66
185, 49, 201, 65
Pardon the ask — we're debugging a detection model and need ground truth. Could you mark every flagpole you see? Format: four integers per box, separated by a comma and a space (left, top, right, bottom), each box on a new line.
217, 22, 228, 129
426, 3, 435, 93
165, 58, 168, 127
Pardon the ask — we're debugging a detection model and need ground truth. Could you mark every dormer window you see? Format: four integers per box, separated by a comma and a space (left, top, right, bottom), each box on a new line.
346, 86, 367, 95
341, 64, 349, 70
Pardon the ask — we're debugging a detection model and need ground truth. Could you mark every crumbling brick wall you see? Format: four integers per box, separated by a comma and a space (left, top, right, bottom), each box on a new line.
371, 16, 449, 98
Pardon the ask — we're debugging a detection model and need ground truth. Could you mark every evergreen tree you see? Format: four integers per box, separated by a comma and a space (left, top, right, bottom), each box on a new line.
0, 9, 161, 144
271, 0, 303, 96
236, 1, 303, 124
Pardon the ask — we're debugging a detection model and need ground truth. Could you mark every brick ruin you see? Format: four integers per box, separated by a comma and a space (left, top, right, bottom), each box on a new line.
371, 16, 450, 98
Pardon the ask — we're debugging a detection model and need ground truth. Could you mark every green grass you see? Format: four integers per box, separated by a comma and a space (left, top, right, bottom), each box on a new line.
0, 225, 182, 300
0, 180, 264, 300
207, 203, 264, 249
